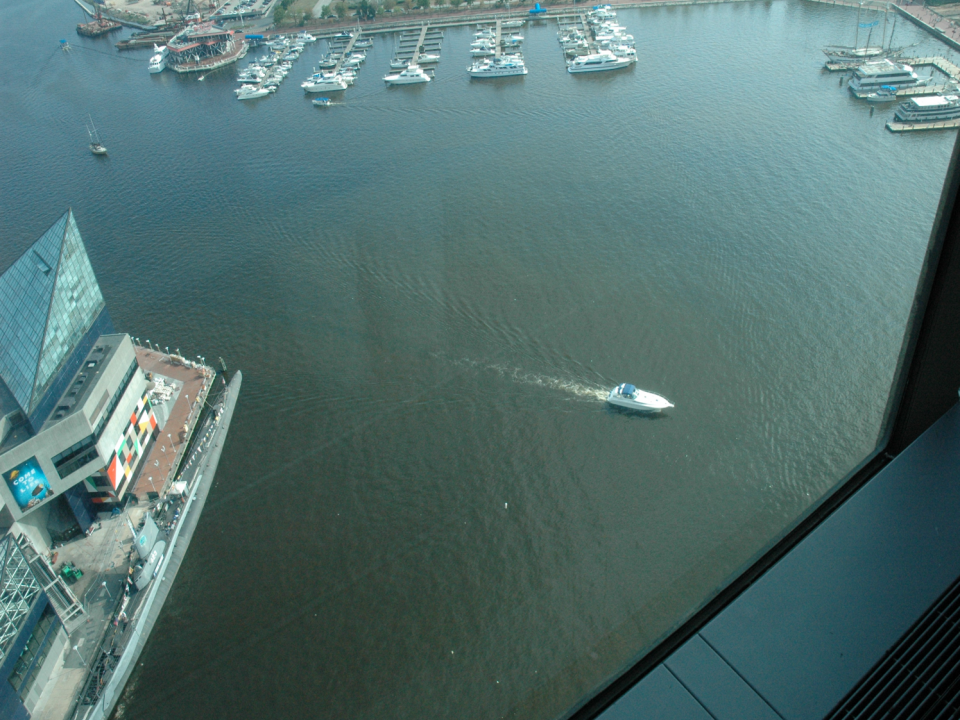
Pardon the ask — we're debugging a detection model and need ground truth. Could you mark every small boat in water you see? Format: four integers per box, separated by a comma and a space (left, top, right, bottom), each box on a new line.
568, 50, 634, 73
467, 54, 527, 78
235, 84, 270, 99
302, 73, 348, 92
148, 43, 167, 73
384, 64, 430, 84
313, 97, 332, 106
86, 115, 107, 155
606, 383, 673, 412
864, 84, 898, 102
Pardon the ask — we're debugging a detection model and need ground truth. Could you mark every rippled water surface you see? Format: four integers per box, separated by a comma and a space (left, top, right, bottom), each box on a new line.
0, 0, 956, 717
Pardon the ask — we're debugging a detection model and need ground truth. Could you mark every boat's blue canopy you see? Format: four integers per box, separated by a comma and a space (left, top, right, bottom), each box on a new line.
622, 384, 636, 395
530, 3, 546, 13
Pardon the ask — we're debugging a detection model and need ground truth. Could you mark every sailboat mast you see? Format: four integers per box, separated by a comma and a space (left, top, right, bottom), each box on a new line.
855, 2, 862, 50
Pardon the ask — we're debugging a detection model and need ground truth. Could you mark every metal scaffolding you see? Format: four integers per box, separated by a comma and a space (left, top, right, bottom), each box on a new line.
0, 534, 42, 663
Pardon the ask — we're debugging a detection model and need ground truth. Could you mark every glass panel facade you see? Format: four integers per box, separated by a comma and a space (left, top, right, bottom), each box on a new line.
0, 215, 66, 416
32, 213, 105, 412
0, 211, 105, 417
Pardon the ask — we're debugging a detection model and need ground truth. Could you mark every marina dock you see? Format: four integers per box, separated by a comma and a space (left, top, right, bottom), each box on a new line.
331, 31, 360, 73
886, 118, 960, 132
394, 24, 443, 67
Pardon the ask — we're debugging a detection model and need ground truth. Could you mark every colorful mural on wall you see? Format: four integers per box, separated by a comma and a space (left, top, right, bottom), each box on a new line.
3, 456, 53, 511
106, 392, 157, 491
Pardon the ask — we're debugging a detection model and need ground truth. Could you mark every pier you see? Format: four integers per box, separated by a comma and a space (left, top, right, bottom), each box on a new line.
495, 19, 502, 59
887, 118, 960, 132
331, 31, 359, 73
394, 24, 443, 67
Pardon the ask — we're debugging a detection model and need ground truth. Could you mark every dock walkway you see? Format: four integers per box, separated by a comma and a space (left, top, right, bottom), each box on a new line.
394, 24, 442, 66
887, 118, 960, 132
332, 32, 359, 72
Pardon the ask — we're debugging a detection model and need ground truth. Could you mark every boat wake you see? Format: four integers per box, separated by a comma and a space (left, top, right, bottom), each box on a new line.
452, 358, 608, 402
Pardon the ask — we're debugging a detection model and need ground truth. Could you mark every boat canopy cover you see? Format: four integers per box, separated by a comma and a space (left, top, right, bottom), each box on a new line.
621, 384, 636, 396
881, 85, 896, 91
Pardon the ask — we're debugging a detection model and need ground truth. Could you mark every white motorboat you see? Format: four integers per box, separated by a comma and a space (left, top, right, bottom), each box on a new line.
384, 64, 431, 84
313, 96, 332, 106
467, 55, 527, 78
417, 53, 440, 63
301, 73, 348, 92
236, 84, 270, 99
148, 44, 168, 73
864, 85, 898, 102
895, 94, 960, 123
296, 31, 317, 43
389, 57, 409, 69
354, 38, 373, 48
567, 50, 634, 73
471, 47, 496, 57
606, 384, 673, 412
501, 19, 525, 28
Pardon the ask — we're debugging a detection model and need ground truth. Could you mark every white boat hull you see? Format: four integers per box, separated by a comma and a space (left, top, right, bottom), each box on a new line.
385, 75, 430, 85
568, 57, 634, 73
606, 384, 673, 412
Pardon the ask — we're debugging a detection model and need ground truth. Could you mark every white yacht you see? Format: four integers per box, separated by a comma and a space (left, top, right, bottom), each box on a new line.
148, 44, 168, 73
389, 57, 409, 69
471, 47, 496, 57
848, 60, 925, 97
895, 95, 960, 123
606, 384, 673, 413
235, 84, 270, 100
384, 65, 431, 85
296, 31, 317, 43
417, 53, 441, 64
301, 73, 348, 92
467, 55, 527, 78
354, 38, 373, 48
588, 5, 617, 20
501, 19, 525, 29
567, 51, 634, 73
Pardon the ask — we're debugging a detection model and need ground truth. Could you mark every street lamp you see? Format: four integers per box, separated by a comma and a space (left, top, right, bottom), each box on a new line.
72, 646, 89, 668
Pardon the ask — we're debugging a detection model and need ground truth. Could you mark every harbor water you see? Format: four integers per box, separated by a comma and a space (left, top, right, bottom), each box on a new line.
0, 0, 956, 718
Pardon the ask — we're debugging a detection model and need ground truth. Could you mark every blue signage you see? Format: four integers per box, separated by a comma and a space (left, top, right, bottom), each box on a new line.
3, 457, 53, 511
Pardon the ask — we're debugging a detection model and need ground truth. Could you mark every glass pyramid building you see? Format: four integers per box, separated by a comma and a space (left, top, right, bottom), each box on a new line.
0, 210, 108, 430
